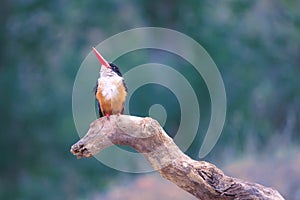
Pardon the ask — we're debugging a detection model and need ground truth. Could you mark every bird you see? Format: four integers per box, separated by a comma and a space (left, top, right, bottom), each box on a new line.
92, 47, 127, 118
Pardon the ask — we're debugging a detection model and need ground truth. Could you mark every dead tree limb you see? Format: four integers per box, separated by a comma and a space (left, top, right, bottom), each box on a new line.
70, 115, 284, 200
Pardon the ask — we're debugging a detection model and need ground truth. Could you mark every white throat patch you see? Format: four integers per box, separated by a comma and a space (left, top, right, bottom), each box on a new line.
98, 76, 123, 100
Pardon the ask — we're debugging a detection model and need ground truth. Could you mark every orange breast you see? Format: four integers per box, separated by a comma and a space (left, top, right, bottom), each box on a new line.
96, 79, 127, 116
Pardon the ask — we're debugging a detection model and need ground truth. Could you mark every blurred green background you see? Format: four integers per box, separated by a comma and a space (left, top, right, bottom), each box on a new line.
1, 0, 299, 199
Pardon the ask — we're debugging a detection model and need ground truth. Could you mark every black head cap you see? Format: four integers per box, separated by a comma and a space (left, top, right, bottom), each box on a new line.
109, 63, 122, 77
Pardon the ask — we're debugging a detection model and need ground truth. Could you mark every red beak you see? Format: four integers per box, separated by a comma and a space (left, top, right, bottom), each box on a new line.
92, 47, 110, 68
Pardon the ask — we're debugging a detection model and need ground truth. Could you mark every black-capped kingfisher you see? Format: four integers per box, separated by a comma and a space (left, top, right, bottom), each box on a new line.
92, 47, 127, 118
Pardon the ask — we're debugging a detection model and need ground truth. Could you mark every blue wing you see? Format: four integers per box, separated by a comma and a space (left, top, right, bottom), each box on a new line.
94, 81, 103, 118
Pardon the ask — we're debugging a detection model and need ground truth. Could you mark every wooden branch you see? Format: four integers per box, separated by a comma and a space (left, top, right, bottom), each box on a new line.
70, 115, 285, 200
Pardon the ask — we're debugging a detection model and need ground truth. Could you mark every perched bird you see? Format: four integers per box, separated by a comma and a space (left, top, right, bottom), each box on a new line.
92, 47, 127, 118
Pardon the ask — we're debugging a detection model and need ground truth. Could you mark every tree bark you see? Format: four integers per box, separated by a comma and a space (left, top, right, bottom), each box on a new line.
70, 115, 285, 200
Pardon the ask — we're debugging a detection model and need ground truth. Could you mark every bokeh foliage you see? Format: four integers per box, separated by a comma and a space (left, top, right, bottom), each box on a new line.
0, 0, 299, 199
